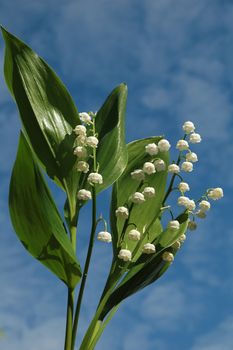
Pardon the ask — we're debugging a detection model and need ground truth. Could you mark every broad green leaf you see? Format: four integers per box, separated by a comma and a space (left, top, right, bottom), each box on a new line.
100, 212, 189, 319
9, 133, 82, 289
1, 27, 80, 210
110, 137, 169, 257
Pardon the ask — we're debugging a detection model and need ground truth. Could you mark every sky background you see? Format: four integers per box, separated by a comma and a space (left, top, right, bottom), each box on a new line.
0, 0, 232, 349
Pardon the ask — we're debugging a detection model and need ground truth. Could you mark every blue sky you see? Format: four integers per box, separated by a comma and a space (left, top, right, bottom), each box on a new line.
0, 0, 232, 349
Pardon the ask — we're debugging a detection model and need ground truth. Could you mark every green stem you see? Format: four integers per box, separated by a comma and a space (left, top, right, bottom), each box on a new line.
64, 288, 74, 350
162, 153, 182, 205
71, 186, 97, 350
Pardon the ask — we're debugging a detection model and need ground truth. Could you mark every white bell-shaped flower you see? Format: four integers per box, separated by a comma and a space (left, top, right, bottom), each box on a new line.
145, 143, 159, 156
73, 146, 87, 158
154, 159, 166, 171
118, 249, 132, 261
115, 206, 129, 219
178, 182, 190, 193
97, 231, 112, 243
199, 200, 211, 211
176, 139, 189, 151
76, 161, 89, 173
142, 243, 156, 254
131, 169, 145, 181
189, 133, 202, 144
182, 121, 195, 134
181, 161, 193, 172
158, 139, 171, 152
168, 164, 180, 174
142, 187, 155, 198
128, 229, 141, 241
87, 172, 103, 185
168, 220, 180, 230
77, 189, 92, 201
130, 192, 145, 204
208, 187, 224, 200
186, 152, 198, 163
74, 125, 87, 136
162, 251, 174, 262
86, 136, 99, 148
143, 162, 156, 175
79, 112, 92, 124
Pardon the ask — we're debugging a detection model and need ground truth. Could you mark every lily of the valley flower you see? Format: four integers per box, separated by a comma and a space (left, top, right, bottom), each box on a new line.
189, 132, 202, 144
143, 162, 156, 175
168, 220, 180, 230
158, 139, 171, 152
182, 121, 195, 134
154, 159, 166, 171
199, 200, 211, 211
86, 136, 99, 148
76, 161, 89, 173
142, 243, 156, 254
130, 192, 145, 204
131, 169, 145, 181
145, 143, 159, 155
97, 231, 112, 243
142, 187, 155, 198
87, 172, 103, 185
118, 249, 132, 261
208, 187, 224, 200
186, 152, 198, 163
168, 164, 180, 174
79, 112, 92, 124
73, 146, 88, 158
188, 221, 197, 231
181, 161, 193, 172
162, 251, 174, 262
115, 206, 129, 219
178, 182, 190, 193
128, 229, 141, 241
77, 189, 92, 200
74, 125, 87, 136
176, 139, 189, 151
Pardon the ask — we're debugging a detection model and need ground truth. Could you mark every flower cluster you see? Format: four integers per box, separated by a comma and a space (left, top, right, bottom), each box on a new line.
73, 112, 103, 202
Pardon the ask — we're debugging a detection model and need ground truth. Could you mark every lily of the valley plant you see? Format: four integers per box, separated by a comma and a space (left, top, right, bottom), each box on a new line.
1, 28, 223, 350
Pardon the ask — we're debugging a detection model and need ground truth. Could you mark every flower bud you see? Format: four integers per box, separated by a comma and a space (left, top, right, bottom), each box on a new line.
182, 121, 195, 134
188, 221, 197, 231
208, 187, 224, 200
177, 196, 190, 207
199, 200, 211, 211
176, 140, 189, 151
87, 172, 103, 185
128, 229, 141, 241
172, 241, 181, 250
77, 189, 92, 201
143, 162, 156, 175
142, 243, 156, 254
178, 182, 190, 193
145, 143, 159, 156
142, 187, 155, 198
115, 206, 129, 219
131, 169, 145, 181
76, 135, 87, 145
187, 199, 196, 211
130, 192, 145, 204
79, 112, 92, 124
158, 139, 171, 152
97, 231, 112, 243
178, 234, 186, 242
168, 164, 180, 174
162, 251, 174, 262
118, 249, 132, 261
86, 136, 99, 148
189, 133, 202, 143
154, 159, 166, 171
196, 210, 207, 219
181, 161, 193, 172
74, 125, 87, 136
76, 161, 89, 173
73, 146, 87, 158
186, 152, 198, 163
168, 220, 180, 230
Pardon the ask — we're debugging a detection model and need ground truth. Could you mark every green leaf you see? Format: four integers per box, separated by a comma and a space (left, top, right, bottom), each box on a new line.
9, 133, 82, 289
99, 212, 189, 319
1, 27, 80, 211
110, 137, 169, 257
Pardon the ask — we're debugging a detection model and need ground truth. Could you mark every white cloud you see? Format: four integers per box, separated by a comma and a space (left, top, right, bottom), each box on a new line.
191, 317, 233, 350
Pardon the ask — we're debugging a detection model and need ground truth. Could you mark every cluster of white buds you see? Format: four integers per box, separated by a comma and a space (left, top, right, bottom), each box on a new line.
97, 231, 112, 243
73, 112, 104, 202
